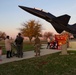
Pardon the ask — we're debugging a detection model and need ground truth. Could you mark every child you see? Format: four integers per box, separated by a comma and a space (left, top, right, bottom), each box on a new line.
0, 46, 2, 61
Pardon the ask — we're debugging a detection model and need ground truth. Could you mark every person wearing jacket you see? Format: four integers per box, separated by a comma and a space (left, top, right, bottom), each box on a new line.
5, 36, 12, 58
34, 35, 41, 56
15, 33, 24, 58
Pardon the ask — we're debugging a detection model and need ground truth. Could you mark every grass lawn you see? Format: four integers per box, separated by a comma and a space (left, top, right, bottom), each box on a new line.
0, 40, 46, 54
1, 43, 35, 55
0, 51, 76, 75
0, 40, 35, 54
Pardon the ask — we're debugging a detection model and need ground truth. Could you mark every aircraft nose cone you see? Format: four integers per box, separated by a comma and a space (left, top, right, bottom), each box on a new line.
18, 5, 33, 12
19, 5, 27, 10
18, 5, 24, 9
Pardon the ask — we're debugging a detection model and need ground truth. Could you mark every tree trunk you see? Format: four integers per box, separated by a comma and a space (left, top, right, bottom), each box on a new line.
29, 37, 32, 43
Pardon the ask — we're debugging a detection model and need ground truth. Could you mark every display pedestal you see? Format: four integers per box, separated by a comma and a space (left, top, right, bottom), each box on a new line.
60, 43, 69, 55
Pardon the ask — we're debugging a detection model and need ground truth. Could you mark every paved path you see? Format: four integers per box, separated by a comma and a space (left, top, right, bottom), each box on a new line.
0, 44, 75, 64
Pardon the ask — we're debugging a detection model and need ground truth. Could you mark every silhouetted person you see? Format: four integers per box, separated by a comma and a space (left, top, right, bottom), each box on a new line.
15, 33, 24, 58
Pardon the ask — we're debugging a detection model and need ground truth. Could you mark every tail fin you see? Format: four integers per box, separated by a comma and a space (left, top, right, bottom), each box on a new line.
68, 23, 76, 30
51, 14, 71, 33
53, 14, 71, 25
67, 23, 76, 36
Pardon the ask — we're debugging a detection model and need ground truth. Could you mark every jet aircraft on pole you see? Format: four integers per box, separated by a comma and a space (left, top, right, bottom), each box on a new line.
19, 5, 76, 37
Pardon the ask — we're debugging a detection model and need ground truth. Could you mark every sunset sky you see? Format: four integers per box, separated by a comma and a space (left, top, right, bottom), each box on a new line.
0, 0, 76, 38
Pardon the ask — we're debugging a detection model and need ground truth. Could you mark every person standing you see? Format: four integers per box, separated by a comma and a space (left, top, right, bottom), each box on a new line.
34, 35, 41, 56
15, 33, 24, 58
0, 46, 2, 61
5, 36, 12, 58
46, 37, 51, 49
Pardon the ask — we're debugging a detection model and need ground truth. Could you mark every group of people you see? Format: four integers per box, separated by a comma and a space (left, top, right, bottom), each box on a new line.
46, 37, 58, 49
0, 33, 24, 61
0, 34, 41, 61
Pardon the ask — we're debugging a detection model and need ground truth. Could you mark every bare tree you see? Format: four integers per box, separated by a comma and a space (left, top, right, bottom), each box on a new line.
43, 32, 53, 39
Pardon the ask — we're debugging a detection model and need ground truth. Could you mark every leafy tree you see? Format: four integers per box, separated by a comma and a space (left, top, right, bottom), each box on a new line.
20, 20, 42, 42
